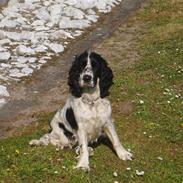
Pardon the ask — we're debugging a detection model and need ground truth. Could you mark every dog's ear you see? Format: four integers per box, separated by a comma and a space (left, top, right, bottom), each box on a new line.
98, 56, 113, 98
68, 57, 82, 98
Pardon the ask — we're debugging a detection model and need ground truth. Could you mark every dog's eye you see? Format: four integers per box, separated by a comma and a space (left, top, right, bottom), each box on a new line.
91, 61, 97, 68
80, 61, 86, 68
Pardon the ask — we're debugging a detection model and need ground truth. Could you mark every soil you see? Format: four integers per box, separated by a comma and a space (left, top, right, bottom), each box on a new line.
0, 0, 145, 139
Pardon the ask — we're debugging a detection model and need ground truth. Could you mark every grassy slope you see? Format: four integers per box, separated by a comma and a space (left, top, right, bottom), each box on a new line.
0, 0, 183, 182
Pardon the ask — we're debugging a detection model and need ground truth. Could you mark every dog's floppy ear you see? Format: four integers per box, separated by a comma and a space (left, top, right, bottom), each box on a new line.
98, 55, 113, 98
68, 57, 82, 98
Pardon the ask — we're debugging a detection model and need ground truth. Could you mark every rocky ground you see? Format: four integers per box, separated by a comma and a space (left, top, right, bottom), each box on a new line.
0, 0, 121, 108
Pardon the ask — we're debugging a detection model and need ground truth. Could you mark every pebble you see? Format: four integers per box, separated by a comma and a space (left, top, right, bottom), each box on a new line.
136, 170, 145, 176
0, 51, 11, 61
113, 171, 118, 177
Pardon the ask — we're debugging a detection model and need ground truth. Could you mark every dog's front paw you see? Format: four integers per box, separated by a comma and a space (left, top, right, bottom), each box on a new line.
74, 163, 90, 172
117, 149, 133, 161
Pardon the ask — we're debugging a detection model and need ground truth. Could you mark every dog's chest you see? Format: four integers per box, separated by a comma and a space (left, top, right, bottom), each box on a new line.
74, 98, 111, 139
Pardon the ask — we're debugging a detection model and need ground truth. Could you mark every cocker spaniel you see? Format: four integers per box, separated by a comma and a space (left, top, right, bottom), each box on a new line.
29, 51, 133, 171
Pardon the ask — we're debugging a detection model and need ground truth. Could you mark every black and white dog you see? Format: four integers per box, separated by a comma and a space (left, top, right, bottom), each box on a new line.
29, 51, 132, 171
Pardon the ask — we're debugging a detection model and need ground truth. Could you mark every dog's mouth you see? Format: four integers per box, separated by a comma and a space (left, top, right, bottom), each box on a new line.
82, 81, 95, 88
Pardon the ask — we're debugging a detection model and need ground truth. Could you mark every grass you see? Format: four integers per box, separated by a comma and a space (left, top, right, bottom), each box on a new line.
0, 0, 183, 182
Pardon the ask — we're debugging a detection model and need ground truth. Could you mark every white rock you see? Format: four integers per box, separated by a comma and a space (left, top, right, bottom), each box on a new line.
113, 172, 118, 177
59, 17, 90, 29
21, 67, 33, 75
49, 30, 74, 40
0, 85, 10, 97
13, 62, 28, 68
0, 47, 7, 52
31, 20, 45, 27
48, 4, 65, 24
0, 14, 4, 19
85, 14, 98, 23
0, 19, 19, 28
39, 59, 47, 64
0, 98, 7, 108
136, 170, 145, 176
7, 0, 19, 7
75, 0, 96, 9
63, 6, 85, 19
28, 57, 37, 63
34, 26, 50, 31
17, 57, 29, 63
25, 0, 40, 3
5, 31, 35, 42
0, 52, 11, 61
48, 43, 64, 53
9, 68, 24, 78
157, 156, 163, 161
73, 30, 83, 37
16, 45, 35, 56
64, 0, 77, 6
34, 45, 48, 53
0, 30, 6, 39
43, 1, 51, 6
1, 63, 12, 68
87, 9, 96, 15
34, 7, 51, 21
139, 100, 144, 104
0, 39, 11, 45
126, 167, 131, 171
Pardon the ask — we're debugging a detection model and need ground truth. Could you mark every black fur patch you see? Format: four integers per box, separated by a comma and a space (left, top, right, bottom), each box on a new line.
59, 123, 73, 138
66, 107, 78, 130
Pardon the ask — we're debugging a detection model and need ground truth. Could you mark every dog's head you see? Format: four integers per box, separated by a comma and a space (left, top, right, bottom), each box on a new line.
68, 51, 113, 98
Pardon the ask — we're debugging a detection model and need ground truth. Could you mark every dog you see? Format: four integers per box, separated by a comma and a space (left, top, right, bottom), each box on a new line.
29, 51, 133, 171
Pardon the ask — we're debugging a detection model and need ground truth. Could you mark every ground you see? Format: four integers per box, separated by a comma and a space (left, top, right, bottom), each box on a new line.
0, 0, 183, 182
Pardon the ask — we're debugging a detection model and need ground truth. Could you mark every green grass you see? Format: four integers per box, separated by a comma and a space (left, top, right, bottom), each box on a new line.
0, 0, 183, 182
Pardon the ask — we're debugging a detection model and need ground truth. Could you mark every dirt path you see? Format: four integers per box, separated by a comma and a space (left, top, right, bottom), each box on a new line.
0, 0, 145, 139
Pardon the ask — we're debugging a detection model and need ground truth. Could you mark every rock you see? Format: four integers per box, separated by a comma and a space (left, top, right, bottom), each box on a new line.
0, 39, 11, 45
49, 30, 74, 40
0, 30, 6, 39
0, 85, 10, 97
0, 98, 6, 108
136, 170, 145, 176
48, 43, 64, 53
31, 20, 45, 27
63, 6, 85, 19
0, 52, 11, 61
0, 47, 7, 52
75, 0, 96, 9
34, 7, 51, 21
48, 4, 66, 24
9, 68, 24, 78
0, 19, 19, 28
16, 45, 35, 56
59, 17, 90, 29
21, 67, 33, 75
28, 57, 37, 63
34, 45, 48, 53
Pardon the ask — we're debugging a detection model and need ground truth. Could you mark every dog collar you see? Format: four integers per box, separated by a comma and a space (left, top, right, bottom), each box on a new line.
82, 95, 100, 106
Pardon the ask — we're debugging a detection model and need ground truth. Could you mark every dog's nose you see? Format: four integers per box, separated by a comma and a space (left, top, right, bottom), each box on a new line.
83, 75, 92, 82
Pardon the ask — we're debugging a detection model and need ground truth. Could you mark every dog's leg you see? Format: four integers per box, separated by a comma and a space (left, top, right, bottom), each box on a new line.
29, 110, 70, 148
104, 122, 133, 161
74, 129, 90, 171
